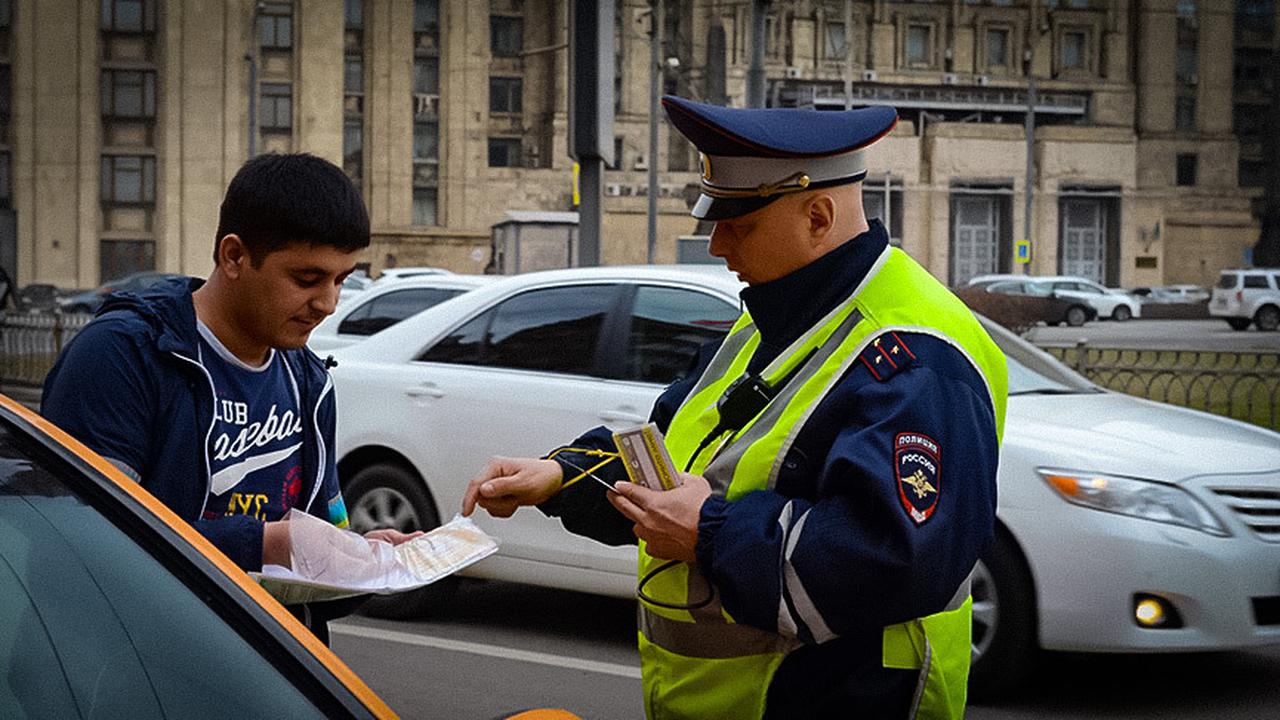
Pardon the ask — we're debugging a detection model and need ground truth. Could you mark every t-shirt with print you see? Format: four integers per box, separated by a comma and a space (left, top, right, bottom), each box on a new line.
197, 319, 306, 524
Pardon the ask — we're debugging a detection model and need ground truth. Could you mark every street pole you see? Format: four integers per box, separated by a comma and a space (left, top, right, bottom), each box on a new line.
647, 0, 663, 264
747, 0, 767, 108
1023, 52, 1036, 275
843, 0, 853, 111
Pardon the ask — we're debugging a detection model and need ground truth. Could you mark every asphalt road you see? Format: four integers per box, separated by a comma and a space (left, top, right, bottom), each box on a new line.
1026, 319, 1280, 352
332, 580, 1280, 720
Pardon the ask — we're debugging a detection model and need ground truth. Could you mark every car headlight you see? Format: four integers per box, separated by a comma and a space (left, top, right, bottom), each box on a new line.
1038, 469, 1229, 537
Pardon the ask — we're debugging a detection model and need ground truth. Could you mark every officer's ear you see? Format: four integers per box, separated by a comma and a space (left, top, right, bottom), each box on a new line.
805, 193, 837, 245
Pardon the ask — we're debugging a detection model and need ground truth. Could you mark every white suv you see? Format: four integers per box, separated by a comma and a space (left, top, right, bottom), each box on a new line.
1210, 268, 1280, 331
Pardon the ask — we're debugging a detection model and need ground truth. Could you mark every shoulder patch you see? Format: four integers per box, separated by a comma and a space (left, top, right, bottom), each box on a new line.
857, 332, 917, 382
895, 432, 940, 525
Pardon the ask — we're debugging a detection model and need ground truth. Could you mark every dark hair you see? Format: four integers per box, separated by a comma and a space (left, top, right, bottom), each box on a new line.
215, 153, 370, 265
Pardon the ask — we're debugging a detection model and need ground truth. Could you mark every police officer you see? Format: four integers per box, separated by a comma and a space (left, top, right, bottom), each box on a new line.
462, 96, 1007, 719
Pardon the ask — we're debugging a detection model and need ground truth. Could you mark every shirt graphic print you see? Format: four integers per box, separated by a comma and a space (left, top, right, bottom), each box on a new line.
197, 320, 305, 522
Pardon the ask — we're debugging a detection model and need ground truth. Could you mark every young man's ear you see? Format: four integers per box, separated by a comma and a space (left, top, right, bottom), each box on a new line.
215, 234, 250, 279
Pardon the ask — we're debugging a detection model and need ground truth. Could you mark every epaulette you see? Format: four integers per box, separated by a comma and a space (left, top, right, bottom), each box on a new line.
857, 331, 918, 382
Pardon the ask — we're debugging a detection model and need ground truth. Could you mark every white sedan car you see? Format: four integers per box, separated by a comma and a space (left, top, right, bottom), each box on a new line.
330, 265, 1280, 695
968, 274, 1141, 321
310, 274, 496, 353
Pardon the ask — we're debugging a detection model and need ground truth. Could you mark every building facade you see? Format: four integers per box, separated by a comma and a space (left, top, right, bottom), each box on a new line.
3, 0, 1274, 290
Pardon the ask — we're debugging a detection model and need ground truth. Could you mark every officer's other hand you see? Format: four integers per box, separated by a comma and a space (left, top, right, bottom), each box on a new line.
462, 457, 563, 518
363, 528, 424, 545
608, 472, 711, 563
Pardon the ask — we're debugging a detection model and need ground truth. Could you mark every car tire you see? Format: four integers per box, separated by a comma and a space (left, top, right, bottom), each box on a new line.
1111, 304, 1132, 322
1227, 318, 1252, 331
969, 527, 1038, 700
1255, 305, 1280, 332
344, 461, 456, 619
1065, 306, 1088, 327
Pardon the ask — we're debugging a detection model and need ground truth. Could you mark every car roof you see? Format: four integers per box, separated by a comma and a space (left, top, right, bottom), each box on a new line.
337, 264, 745, 361
0, 394, 395, 718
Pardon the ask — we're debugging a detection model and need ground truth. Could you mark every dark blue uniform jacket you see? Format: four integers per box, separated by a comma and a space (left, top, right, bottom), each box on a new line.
540, 222, 1000, 718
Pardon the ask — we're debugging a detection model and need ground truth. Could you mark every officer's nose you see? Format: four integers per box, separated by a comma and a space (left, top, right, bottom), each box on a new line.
708, 223, 732, 259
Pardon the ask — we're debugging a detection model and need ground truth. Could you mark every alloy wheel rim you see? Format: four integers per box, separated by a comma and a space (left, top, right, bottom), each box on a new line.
350, 487, 421, 534
971, 559, 998, 660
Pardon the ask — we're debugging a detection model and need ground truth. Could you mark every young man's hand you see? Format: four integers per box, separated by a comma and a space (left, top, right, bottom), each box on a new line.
462, 457, 563, 518
607, 473, 711, 563
363, 528, 424, 545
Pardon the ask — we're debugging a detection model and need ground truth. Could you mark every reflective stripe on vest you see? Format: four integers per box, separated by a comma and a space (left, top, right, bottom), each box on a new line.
636, 246, 1007, 720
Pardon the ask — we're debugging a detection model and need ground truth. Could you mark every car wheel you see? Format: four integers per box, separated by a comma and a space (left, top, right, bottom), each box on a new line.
1255, 305, 1280, 332
1111, 304, 1132, 322
1227, 318, 1252, 331
969, 528, 1038, 700
345, 461, 456, 619
1065, 306, 1088, 327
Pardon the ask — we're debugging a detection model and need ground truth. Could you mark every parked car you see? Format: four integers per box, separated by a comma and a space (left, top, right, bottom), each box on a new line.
977, 279, 1097, 327
967, 274, 1141, 321
339, 270, 374, 305
310, 274, 497, 352
1133, 284, 1210, 304
0, 393, 584, 719
57, 271, 184, 314
330, 265, 1280, 695
375, 267, 453, 284
14, 283, 62, 313
0, 393, 395, 718
1210, 268, 1280, 331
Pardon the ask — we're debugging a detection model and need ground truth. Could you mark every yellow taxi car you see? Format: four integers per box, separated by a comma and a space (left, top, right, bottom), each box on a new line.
0, 394, 577, 720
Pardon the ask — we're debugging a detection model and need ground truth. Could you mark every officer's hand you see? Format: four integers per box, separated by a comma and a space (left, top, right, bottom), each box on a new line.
608, 473, 711, 563
462, 457, 564, 518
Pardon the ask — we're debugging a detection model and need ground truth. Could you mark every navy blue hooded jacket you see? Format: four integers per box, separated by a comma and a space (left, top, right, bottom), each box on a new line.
41, 277, 347, 571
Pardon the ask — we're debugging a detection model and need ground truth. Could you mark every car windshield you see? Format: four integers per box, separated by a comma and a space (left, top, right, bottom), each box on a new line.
0, 420, 330, 718
977, 317, 1098, 396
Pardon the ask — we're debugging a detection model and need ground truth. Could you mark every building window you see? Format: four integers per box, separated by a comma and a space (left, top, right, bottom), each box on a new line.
490, 16, 522, 58
100, 70, 156, 119
344, 57, 363, 95
863, 177, 904, 247
412, 188, 437, 226
101, 0, 154, 33
413, 121, 438, 161
824, 22, 846, 60
259, 83, 292, 130
414, 57, 439, 96
414, 0, 439, 33
345, 0, 362, 29
343, 120, 362, 183
0, 0, 10, 28
985, 28, 1009, 68
906, 24, 932, 67
0, 66, 9, 122
100, 155, 156, 204
0, 152, 10, 207
259, 3, 293, 50
1061, 30, 1086, 70
488, 137, 522, 168
100, 239, 155, 281
489, 77, 522, 114
1175, 95, 1197, 134
1176, 153, 1197, 186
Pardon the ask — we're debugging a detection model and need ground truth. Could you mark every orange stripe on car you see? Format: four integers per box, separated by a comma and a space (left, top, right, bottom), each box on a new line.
0, 395, 397, 720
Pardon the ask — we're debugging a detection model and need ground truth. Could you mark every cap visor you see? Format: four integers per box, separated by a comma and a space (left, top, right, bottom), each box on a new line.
692, 193, 781, 221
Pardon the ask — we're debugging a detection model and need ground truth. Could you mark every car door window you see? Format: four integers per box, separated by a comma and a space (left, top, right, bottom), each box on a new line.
1244, 275, 1269, 289
339, 287, 461, 336
0, 426, 327, 719
418, 284, 619, 377
623, 286, 739, 384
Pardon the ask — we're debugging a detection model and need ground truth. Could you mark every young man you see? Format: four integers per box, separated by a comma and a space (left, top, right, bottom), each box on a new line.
464, 97, 1007, 718
42, 153, 416, 643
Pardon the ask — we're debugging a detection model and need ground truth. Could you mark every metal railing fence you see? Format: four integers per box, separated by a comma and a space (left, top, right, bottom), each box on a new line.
0, 312, 93, 387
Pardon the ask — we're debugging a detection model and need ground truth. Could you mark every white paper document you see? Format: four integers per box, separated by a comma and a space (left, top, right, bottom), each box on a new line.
250, 512, 499, 605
